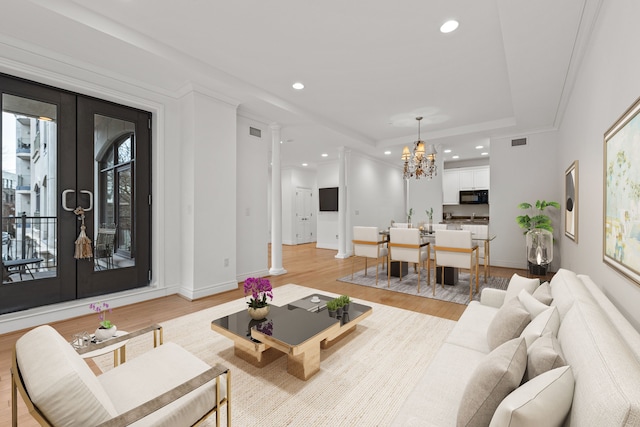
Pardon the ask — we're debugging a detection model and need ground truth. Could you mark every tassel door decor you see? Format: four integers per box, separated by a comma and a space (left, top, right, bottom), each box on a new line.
73, 207, 93, 259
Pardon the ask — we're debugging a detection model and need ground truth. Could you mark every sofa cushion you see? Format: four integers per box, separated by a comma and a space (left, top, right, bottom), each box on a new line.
520, 306, 560, 347
446, 301, 496, 353
524, 332, 566, 382
549, 268, 595, 320
487, 298, 531, 351
98, 342, 225, 427
517, 289, 549, 319
394, 342, 487, 426
558, 302, 640, 426
457, 337, 527, 427
504, 274, 539, 302
532, 282, 553, 305
16, 325, 118, 426
489, 366, 574, 427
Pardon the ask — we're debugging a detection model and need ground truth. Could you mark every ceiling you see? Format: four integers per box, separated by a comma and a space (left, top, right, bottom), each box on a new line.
0, 0, 600, 169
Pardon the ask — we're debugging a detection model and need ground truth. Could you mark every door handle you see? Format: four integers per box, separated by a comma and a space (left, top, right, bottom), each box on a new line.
80, 190, 93, 211
62, 189, 75, 212
62, 189, 93, 212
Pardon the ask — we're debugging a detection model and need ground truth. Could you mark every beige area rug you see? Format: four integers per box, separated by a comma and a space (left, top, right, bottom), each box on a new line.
338, 266, 509, 305
93, 284, 456, 426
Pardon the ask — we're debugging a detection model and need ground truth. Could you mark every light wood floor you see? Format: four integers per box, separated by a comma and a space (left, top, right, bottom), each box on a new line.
1, 243, 527, 426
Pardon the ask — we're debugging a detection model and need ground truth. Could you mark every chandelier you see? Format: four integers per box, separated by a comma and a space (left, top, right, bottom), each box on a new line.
402, 117, 437, 180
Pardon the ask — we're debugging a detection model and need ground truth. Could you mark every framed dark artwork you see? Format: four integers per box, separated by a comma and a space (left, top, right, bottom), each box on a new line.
604, 96, 640, 285
565, 160, 578, 242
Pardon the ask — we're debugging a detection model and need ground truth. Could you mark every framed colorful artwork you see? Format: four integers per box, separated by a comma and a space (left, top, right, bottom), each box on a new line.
604, 96, 640, 285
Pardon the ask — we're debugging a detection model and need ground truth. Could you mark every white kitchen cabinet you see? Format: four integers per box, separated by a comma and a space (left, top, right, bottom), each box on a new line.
459, 166, 490, 190
443, 170, 460, 205
442, 166, 490, 205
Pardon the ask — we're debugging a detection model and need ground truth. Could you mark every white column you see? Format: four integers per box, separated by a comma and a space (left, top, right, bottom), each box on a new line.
269, 123, 287, 275
335, 147, 349, 258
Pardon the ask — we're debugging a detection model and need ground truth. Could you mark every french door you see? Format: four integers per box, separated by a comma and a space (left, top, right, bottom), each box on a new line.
0, 74, 151, 315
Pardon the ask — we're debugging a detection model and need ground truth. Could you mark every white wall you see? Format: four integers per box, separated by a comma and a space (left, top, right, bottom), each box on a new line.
316, 161, 340, 249
489, 130, 561, 270
236, 115, 270, 281
556, 0, 640, 330
350, 153, 405, 230
179, 90, 238, 299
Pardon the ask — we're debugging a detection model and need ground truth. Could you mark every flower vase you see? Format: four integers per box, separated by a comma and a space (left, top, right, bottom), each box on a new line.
95, 325, 117, 341
248, 306, 270, 320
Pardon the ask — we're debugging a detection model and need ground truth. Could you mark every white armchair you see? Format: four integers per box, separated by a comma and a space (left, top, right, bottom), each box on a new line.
352, 226, 388, 286
434, 230, 479, 301
388, 228, 430, 293
11, 324, 230, 427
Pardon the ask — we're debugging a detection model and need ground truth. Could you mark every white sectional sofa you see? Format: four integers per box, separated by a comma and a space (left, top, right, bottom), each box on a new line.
393, 268, 640, 426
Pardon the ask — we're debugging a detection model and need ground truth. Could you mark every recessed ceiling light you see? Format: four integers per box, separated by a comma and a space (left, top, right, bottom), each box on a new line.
481, 152, 489, 156
475, 145, 484, 149
452, 155, 460, 159
444, 149, 452, 153
321, 153, 328, 157
292, 82, 305, 90
440, 20, 459, 34
384, 151, 391, 155
302, 163, 308, 167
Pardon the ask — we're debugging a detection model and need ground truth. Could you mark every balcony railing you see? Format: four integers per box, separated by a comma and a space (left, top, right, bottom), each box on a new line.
2, 214, 57, 269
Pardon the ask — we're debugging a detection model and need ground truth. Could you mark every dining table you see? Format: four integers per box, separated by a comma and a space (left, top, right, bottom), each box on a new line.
380, 229, 496, 283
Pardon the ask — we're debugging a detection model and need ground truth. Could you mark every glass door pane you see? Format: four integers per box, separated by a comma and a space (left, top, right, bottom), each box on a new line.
93, 114, 136, 271
2, 94, 58, 282
76, 96, 150, 298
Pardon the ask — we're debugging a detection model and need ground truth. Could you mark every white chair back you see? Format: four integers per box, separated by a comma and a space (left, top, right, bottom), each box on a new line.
353, 226, 384, 258
460, 224, 488, 257
393, 223, 410, 228
390, 228, 425, 263
435, 230, 473, 269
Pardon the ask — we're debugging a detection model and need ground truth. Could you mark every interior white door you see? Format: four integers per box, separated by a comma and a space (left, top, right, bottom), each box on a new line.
295, 188, 314, 244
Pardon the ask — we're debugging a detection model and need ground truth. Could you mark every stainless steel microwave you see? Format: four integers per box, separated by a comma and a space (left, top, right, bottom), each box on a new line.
460, 189, 489, 204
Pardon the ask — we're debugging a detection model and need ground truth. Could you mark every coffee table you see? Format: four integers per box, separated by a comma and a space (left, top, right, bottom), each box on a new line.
211, 294, 372, 380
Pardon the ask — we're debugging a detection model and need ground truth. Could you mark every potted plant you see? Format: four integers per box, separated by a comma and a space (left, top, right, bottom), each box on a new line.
340, 295, 351, 312
334, 297, 345, 317
244, 277, 274, 320
89, 302, 117, 341
516, 200, 560, 275
426, 208, 434, 232
326, 299, 338, 318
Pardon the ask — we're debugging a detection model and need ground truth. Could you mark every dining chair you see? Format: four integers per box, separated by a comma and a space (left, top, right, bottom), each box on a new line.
434, 230, 479, 301
387, 228, 430, 293
352, 226, 388, 286
461, 224, 489, 282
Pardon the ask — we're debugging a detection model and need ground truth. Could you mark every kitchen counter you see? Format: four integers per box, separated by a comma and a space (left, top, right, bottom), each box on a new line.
441, 216, 489, 225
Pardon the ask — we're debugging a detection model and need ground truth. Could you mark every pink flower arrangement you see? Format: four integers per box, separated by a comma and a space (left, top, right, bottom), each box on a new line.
243, 277, 273, 309
89, 301, 114, 329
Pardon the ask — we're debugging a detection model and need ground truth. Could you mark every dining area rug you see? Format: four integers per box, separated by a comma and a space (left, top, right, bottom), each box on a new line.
338, 266, 509, 305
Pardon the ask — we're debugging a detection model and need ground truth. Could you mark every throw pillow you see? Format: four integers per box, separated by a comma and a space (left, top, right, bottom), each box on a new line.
457, 337, 528, 427
524, 332, 566, 382
532, 281, 553, 305
504, 273, 540, 302
520, 306, 560, 347
518, 289, 549, 319
487, 298, 531, 351
489, 366, 575, 427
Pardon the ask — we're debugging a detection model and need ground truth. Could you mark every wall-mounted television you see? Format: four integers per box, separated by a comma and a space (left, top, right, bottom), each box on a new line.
318, 187, 339, 212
